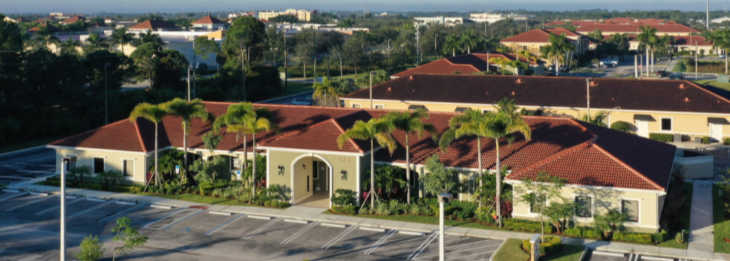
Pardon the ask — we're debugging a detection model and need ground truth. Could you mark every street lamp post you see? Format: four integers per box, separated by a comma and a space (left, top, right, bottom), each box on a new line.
369, 71, 374, 109
104, 63, 110, 125
438, 193, 452, 261
60, 158, 68, 261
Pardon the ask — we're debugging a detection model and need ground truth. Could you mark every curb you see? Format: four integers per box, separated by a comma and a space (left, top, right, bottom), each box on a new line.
0, 145, 46, 160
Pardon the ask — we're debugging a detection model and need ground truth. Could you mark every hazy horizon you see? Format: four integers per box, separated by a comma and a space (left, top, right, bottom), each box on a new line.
2, 0, 726, 14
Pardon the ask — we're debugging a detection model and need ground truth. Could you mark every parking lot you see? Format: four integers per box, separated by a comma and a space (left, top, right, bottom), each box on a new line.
0, 190, 503, 260
0, 147, 55, 186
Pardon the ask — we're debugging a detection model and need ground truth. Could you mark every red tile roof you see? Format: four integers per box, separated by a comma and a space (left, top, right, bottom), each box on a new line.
61, 16, 83, 25
549, 18, 698, 35
345, 74, 730, 114
672, 35, 713, 46
393, 53, 533, 78
50, 102, 675, 191
501, 28, 579, 43
192, 15, 224, 25
129, 20, 177, 31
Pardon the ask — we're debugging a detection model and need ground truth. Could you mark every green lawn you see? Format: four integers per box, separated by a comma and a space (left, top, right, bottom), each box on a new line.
281, 81, 313, 96
0, 137, 58, 153
694, 80, 730, 92
714, 184, 730, 253
656, 182, 693, 249
543, 244, 585, 261
492, 239, 529, 261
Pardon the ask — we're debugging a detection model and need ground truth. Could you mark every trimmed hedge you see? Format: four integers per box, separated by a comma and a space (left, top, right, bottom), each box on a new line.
504, 219, 554, 234
724, 138, 730, 145
610, 121, 634, 132
521, 235, 562, 257
649, 133, 674, 142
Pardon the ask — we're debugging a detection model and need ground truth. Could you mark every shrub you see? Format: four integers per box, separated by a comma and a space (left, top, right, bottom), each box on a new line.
675, 229, 687, 244
77, 235, 104, 261
652, 229, 668, 244
332, 189, 356, 207
504, 219, 553, 233
700, 136, 712, 144
615, 232, 653, 244
375, 201, 391, 215
583, 228, 602, 239
68, 166, 92, 187
475, 207, 494, 223
564, 227, 582, 238
449, 200, 477, 220
521, 235, 561, 257
333, 204, 357, 215
99, 170, 123, 190
594, 209, 626, 239
610, 121, 634, 133
649, 133, 674, 142
724, 138, 730, 145
388, 200, 408, 215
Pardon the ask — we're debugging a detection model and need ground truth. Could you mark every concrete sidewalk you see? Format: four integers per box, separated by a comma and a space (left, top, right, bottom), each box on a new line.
689, 181, 715, 259
10, 183, 730, 261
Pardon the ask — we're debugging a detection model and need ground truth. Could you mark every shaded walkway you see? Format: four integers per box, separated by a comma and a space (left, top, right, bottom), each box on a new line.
688, 181, 714, 259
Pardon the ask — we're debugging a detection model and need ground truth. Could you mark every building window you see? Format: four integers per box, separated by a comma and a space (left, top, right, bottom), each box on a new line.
454, 107, 469, 113
93, 158, 104, 173
528, 193, 546, 214
122, 160, 132, 177
352, 104, 361, 108
374, 104, 384, 109
661, 118, 672, 131
575, 196, 592, 218
621, 199, 639, 222
408, 105, 427, 111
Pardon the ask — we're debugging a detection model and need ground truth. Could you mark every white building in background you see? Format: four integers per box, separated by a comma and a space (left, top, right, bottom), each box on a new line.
712, 16, 730, 24
413, 16, 463, 27
3, 16, 17, 23
469, 12, 529, 24
272, 23, 368, 35
258, 9, 313, 22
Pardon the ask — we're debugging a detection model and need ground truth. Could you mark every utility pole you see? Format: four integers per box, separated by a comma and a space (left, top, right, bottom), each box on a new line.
186, 65, 191, 101
369, 71, 374, 109
586, 78, 591, 117
415, 25, 421, 65
707, 0, 711, 30
104, 63, 109, 125
283, 31, 288, 90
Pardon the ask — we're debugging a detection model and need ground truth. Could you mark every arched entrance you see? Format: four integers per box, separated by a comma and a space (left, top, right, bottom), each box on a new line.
290, 154, 332, 208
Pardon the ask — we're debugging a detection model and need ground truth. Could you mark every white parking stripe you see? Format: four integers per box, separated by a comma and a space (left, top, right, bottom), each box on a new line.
406, 231, 438, 260
246, 215, 271, 220
86, 198, 105, 203
363, 230, 396, 255
205, 214, 244, 236
242, 219, 280, 239
150, 204, 173, 210
283, 218, 309, 224
113, 200, 136, 206
5, 195, 54, 212
280, 222, 318, 246
593, 250, 627, 258
98, 203, 146, 224
641, 256, 674, 261
2, 188, 20, 193
208, 211, 232, 216
320, 223, 346, 228
359, 226, 386, 233
142, 208, 187, 229
0, 192, 28, 201
322, 225, 357, 251
399, 230, 426, 236
160, 209, 204, 231
35, 198, 83, 216
68, 201, 113, 220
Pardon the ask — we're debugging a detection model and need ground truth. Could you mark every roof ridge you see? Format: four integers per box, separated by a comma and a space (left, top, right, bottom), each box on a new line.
50, 119, 130, 145
590, 142, 665, 191
329, 118, 365, 153
686, 80, 730, 105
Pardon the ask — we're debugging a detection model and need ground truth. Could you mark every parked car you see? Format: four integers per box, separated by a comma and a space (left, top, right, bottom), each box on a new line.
600, 58, 619, 67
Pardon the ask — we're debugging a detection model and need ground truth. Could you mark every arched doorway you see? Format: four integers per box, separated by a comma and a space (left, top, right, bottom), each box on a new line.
290, 154, 332, 208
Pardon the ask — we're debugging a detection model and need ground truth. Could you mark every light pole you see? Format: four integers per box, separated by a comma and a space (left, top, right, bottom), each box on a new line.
369, 71, 374, 109
438, 193, 452, 261
104, 63, 110, 125
60, 158, 68, 261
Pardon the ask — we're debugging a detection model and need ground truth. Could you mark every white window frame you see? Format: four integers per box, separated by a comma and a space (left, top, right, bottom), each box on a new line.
121, 158, 134, 179
659, 117, 673, 132
528, 192, 548, 215
620, 198, 641, 224
91, 157, 105, 174
574, 195, 594, 220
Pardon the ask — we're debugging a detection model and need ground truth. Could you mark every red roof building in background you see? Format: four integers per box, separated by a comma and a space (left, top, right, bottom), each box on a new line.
191, 15, 227, 30
128, 20, 178, 33
392, 53, 539, 79
60, 15, 84, 25
500, 28, 588, 62
549, 17, 698, 37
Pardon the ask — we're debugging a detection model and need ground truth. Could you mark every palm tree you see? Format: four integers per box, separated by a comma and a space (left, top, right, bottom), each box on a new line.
337, 117, 397, 210
540, 33, 573, 76
487, 98, 532, 227
439, 110, 489, 201
637, 26, 658, 76
161, 98, 209, 182
111, 28, 133, 54
706, 29, 730, 74
129, 103, 168, 186
240, 105, 274, 198
384, 109, 435, 204
459, 29, 480, 54
312, 77, 339, 106
214, 103, 254, 194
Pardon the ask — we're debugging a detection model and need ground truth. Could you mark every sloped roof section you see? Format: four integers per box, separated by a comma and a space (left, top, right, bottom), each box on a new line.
192, 15, 224, 25
49, 119, 147, 152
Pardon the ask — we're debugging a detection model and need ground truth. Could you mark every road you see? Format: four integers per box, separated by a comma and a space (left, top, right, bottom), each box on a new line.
0, 148, 55, 187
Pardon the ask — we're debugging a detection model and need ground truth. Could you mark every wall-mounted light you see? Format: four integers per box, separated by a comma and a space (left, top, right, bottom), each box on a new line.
340, 170, 347, 180
277, 165, 285, 175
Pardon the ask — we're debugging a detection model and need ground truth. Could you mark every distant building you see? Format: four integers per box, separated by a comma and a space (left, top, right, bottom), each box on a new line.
49, 12, 64, 18
413, 16, 463, 27
272, 23, 368, 35
258, 9, 312, 22
712, 16, 730, 24
391, 53, 540, 79
128, 20, 178, 33
469, 13, 528, 24
3, 16, 17, 23
500, 27, 588, 61
60, 15, 84, 25
191, 15, 227, 30
548, 18, 698, 37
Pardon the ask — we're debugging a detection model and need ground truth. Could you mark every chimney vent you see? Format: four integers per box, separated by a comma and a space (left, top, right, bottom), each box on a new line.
590, 80, 598, 87
408, 75, 414, 80
515, 78, 523, 84
684, 97, 690, 103
511, 90, 516, 96
387, 87, 392, 92
679, 83, 686, 89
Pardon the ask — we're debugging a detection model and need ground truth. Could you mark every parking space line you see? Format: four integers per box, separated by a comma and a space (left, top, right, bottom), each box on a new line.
593, 250, 627, 258
113, 200, 136, 206
406, 231, 438, 260
205, 214, 244, 236
150, 204, 173, 210
641, 256, 673, 261
363, 229, 397, 255
98, 203, 147, 224
242, 219, 280, 239
35, 198, 83, 216
2, 188, 21, 193
68, 201, 113, 220
283, 218, 309, 224
0, 192, 28, 201
5, 195, 54, 212
142, 208, 187, 229
359, 226, 386, 233
281, 222, 319, 246
399, 230, 426, 236
86, 197, 106, 203
208, 211, 232, 216
246, 215, 271, 220
320, 223, 346, 228
160, 209, 204, 231
322, 225, 357, 250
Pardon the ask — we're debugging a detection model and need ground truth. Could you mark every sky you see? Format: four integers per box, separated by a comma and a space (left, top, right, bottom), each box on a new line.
1, 0, 724, 14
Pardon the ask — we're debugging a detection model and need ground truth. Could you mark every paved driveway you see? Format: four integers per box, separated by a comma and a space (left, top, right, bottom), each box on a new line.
0, 148, 55, 186
0, 190, 502, 260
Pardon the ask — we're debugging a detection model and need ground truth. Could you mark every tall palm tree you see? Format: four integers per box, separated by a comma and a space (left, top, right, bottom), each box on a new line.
161, 98, 209, 182
438, 109, 488, 196
487, 98, 532, 227
214, 103, 254, 194
111, 28, 133, 54
337, 117, 397, 210
312, 77, 339, 106
540, 33, 573, 76
384, 109, 435, 204
637, 26, 658, 76
240, 105, 274, 198
129, 103, 168, 186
